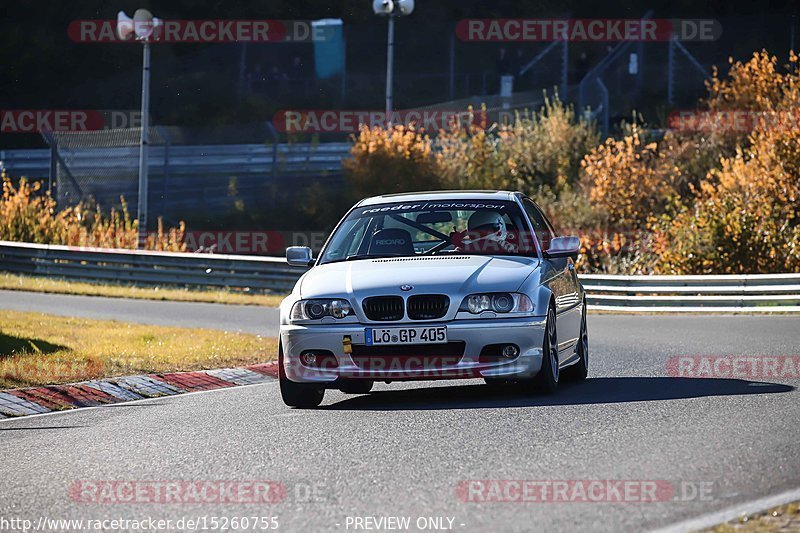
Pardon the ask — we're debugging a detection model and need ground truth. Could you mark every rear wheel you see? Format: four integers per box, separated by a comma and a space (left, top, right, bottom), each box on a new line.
279, 343, 325, 408
527, 305, 559, 394
563, 301, 589, 381
338, 380, 374, 394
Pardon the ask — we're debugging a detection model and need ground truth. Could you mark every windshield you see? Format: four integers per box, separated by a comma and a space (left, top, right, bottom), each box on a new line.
319, 199, 538, 264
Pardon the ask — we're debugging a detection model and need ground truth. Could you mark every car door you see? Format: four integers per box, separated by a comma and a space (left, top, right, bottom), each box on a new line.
521, 197, 581, 354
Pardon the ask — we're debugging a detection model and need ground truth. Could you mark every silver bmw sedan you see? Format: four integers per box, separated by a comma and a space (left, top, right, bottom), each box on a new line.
279, 190, 588, 407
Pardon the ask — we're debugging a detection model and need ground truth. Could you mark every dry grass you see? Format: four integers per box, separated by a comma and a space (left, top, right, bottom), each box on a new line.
0, 272, 285, 307
704, 501, 800, 532
0, 310, 278, 389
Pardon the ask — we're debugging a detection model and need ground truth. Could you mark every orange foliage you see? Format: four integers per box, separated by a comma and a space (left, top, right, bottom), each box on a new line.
580, 125, 680, 229
649, 117, 800, 274
1, 174, 185, 251
343, 124, 442, 199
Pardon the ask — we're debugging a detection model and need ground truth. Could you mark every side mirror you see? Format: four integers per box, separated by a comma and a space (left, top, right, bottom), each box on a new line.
286, 246, 314, 267
544, 236, 580, 260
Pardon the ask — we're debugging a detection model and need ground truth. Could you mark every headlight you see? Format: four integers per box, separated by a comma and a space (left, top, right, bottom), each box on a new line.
290, 299, 353, 321
459, 293, 533, 314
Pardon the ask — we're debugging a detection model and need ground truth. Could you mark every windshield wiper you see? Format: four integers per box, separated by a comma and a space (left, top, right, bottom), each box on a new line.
344, 253, 397, 261
323, 253, 415, 264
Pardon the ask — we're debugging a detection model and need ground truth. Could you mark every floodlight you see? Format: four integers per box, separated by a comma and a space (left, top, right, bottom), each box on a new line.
396, 0, 414, 16
133, 8, 155, 40
116, 11, 134, 40
372, 0, 394, 16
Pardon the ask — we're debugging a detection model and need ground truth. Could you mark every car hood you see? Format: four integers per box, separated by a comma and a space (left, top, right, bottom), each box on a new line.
299, 255, 539, 298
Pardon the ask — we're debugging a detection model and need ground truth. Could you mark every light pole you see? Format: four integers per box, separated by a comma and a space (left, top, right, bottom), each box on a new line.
372, 0, 414, 122
117, 9, 161, 248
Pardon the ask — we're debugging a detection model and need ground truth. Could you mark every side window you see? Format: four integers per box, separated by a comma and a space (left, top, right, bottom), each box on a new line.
324, 218, 368, 260
522, 198, 554, 252
345, 219, 369, 257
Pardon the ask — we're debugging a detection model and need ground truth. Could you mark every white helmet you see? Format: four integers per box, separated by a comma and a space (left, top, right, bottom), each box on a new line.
467, 210, 508, 244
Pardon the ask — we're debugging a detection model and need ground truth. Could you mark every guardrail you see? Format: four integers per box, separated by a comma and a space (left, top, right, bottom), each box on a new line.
1, 241, 799, 312
581, 273, 800, 312
0, 142, 351, 180
0, 241, 301, 293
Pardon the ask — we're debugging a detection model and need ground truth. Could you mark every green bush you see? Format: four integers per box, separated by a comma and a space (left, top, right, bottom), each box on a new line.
435, 95, 597, 193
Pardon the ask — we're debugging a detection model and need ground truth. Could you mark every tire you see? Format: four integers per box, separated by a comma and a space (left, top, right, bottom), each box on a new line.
279, 343, 324, 408
528, 304, 559, 394
563, 301, 589, 382
338, 380, 374, 394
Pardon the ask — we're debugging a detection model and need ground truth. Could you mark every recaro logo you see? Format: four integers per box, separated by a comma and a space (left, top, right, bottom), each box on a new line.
376, 239, 406, 246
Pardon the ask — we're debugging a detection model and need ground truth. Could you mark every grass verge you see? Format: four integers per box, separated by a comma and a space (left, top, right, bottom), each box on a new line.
0, 310, 277, 389
0, 272, 286, 307
704, 500, 800, 532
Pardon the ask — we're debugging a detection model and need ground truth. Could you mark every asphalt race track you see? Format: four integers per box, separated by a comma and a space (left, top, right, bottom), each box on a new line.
1, 293, 799, 532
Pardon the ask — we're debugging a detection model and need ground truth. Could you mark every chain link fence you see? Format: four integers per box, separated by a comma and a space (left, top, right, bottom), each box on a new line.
40, 125, 348, 229
43, 128, 164, 212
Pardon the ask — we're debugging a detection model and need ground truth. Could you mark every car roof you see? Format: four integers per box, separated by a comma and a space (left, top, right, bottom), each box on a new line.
357, 190, 519, 206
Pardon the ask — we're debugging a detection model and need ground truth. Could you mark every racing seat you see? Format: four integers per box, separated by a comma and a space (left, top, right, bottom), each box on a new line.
367, 228, 415, 256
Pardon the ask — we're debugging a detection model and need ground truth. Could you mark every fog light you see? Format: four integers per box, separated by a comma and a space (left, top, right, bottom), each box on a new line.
501, 345, 519, 358
298, 350, 338, 369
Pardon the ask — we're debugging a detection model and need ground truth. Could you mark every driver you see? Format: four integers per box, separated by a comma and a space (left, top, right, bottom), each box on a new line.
452, 210, 518, 253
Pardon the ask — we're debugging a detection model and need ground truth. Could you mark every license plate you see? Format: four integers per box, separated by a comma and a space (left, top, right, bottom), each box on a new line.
365, 326, 447, 346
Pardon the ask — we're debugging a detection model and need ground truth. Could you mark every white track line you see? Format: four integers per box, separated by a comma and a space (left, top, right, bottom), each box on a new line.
650, 486, 800, 533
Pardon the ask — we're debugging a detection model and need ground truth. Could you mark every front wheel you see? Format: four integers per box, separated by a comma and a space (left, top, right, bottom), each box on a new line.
527, 305, 559, 394
279, 343, 324, 408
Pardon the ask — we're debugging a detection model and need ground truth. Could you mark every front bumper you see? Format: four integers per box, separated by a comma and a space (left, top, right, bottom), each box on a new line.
280, 316, 547, 384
